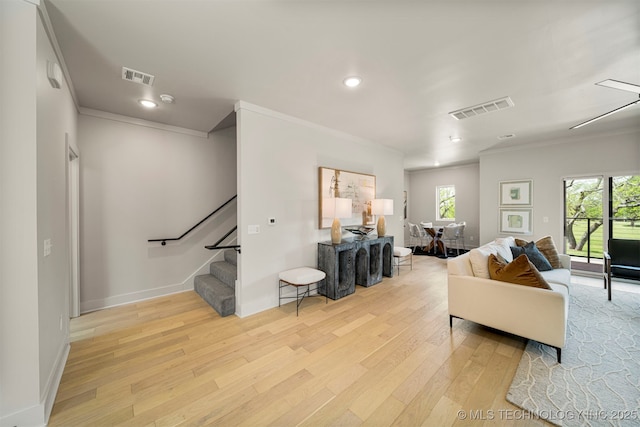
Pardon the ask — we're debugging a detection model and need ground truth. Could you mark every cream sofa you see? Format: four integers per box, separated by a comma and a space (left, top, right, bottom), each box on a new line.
447, 236, 570, 362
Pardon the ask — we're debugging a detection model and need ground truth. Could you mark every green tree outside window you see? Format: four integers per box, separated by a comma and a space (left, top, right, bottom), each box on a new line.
437, 185, 455, 221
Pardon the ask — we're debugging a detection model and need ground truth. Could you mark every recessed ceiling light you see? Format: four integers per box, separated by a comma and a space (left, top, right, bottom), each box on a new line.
450, 136, 462, 143
434, 161, 440, 167
343, 76, 362, 88
138, 99, 158, 108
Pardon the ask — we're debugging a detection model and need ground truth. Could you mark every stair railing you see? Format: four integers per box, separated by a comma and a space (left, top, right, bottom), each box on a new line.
205, 226, 240, 253
148, 194, 237, 246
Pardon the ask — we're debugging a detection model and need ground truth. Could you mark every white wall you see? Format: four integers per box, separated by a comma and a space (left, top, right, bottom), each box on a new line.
479, 130, 640, 247
236, 102, 405, 317
1, 1, 76, 425
36, 7, 77, 420
408, 163, 480, 248
78, 114, 237, 312
0, 2, 41, 424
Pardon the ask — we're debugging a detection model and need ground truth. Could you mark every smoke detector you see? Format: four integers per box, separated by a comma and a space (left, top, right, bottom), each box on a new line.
160, 94, 175, 104
122, 67, 155, 86
449, 96, 514, 120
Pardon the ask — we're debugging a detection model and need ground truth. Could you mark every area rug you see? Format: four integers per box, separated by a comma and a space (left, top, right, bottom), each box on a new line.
411, 246, 467, 257
507, 284, 640, 426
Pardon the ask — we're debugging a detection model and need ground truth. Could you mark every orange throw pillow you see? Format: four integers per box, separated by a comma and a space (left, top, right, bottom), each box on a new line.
488, 254, 552, 290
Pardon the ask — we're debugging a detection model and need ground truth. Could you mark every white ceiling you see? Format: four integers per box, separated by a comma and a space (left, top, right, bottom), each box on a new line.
45, 0, 640, 170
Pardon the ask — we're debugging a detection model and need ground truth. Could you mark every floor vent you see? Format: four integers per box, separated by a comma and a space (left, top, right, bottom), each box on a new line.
449, 96, 514, 120
122, 67, 155, 86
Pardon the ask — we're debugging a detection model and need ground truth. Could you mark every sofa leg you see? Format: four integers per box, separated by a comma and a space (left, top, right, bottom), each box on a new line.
449, 315, 453, 328
556, 347, 562, 363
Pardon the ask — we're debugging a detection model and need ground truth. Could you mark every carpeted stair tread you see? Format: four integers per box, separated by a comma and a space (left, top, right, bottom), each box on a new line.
224, 249, 237, 266
194, 274, 235, 317
210, 261, 237, 289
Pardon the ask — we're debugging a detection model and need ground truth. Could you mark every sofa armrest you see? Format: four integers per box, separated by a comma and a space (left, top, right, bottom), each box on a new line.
448, 275, 568, 348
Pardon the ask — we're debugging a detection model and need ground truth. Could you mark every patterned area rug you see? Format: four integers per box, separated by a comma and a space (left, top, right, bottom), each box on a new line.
507, 284, 640, 426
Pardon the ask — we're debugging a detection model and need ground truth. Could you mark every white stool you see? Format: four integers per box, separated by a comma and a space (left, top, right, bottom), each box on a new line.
393, 247, 413, 275
278, 267, 327, 316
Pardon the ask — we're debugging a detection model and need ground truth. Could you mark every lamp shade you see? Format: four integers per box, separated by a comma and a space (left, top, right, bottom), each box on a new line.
371, 199, 394, 216
323, 198, 352, 219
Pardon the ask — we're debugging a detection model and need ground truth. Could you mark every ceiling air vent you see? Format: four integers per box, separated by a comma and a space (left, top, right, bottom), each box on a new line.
122, 67, 155, 86
449, 96, 514, 120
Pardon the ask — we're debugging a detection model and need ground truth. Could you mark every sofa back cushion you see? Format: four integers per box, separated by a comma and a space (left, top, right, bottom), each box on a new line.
488, 254, 552, 289
468, 239, 513, 278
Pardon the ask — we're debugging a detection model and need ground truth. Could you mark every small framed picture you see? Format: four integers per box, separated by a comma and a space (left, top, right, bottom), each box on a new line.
499, 208, 532, 234
499, 180, 532, 206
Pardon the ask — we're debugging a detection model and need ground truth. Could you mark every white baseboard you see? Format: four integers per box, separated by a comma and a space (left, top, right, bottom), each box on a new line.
0, 343, 68, 427
43, 342, 70, 424
0, 403, 45, 427
80, 282, 188, 313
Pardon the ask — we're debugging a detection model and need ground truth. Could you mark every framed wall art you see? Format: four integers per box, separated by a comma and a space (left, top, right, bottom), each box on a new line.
318, 167, 376, 229
499, 180, 532, 206
499, 208, 532, 235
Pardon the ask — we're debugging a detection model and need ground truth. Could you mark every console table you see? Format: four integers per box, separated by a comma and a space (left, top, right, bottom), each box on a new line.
317, 236, 394, 300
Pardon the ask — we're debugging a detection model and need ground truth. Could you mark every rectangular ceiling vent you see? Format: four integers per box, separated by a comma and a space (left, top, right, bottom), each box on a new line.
122, 67, 155, 86
449, 96, 514, 120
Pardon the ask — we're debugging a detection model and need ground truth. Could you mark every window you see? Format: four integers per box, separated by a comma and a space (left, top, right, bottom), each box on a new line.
609, 175, 640, 241
564, 174, 640, 267
437, 185, 455, 221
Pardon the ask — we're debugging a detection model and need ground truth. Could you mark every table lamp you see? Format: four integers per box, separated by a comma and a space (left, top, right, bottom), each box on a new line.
372, 199, 393, 237
323, 198, 353, 244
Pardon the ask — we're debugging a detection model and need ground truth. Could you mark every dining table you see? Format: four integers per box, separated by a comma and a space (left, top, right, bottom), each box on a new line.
421, 224, 446, 256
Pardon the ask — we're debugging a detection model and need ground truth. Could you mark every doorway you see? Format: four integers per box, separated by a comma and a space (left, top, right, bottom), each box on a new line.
564, 174, 640, 273
564, 176, 604, 272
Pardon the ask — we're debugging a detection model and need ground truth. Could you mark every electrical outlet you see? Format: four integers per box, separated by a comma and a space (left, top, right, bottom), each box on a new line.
268, 217, 276, 225
44, 239, 52, 257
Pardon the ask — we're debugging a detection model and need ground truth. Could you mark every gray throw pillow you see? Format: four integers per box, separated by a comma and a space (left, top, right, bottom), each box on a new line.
510, 241, 553, 271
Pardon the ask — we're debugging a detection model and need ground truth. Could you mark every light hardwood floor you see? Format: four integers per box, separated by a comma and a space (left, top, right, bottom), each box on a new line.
49, 254, 554, 426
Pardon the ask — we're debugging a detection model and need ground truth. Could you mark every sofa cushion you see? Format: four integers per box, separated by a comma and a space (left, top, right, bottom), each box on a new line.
469, 239, 514, 278
511, 241, 553, 271
515, 236, 562, 269
495, 236, 516, 262
488, 254, 552, 289
540, 268, 571, 289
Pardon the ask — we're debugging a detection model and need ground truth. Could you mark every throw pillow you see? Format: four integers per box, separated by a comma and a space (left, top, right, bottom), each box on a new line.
494, 236, 516, 262
534, 236, 562, 269
515, 236, 562, 269
510, 241, 553, 271
469, 243, 507, 278
488, 254, 552, 289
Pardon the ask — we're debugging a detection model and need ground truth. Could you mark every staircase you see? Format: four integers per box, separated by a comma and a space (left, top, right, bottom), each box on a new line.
194, 249, 237, 317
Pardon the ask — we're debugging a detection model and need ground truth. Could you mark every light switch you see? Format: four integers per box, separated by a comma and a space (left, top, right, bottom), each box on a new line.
248, 225, 260, 234
543, 216, 549, 223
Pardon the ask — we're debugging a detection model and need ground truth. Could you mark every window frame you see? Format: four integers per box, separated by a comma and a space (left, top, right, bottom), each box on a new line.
436, 184, 456, 222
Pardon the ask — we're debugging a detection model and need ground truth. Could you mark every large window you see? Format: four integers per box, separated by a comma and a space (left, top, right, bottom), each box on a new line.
610, 175, 640, 241
564, 177, 603, 260
564, 174, 640, 267
437, 185, 455, 221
